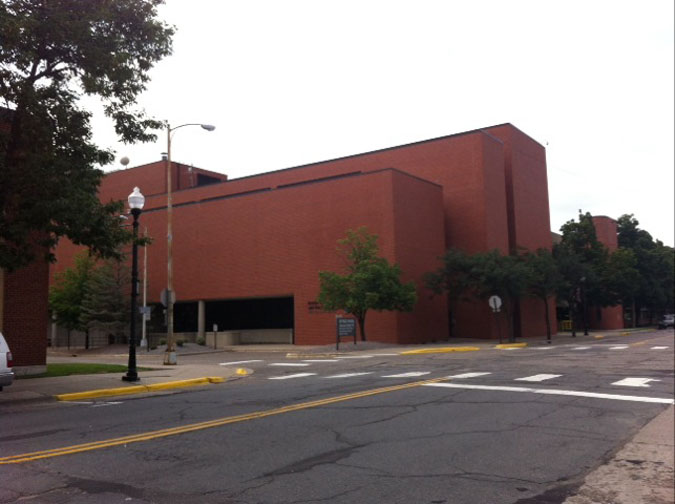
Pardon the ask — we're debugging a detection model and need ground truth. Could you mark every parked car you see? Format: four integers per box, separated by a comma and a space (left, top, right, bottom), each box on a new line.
0, 332, 14, 391
658, 314, 675, 329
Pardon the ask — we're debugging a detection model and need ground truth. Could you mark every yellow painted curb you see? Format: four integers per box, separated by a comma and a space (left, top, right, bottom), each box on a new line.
494, 342, 527, 349
235, 368, 249, 376
55, 376, 224, 401
400, 347, 480, 355
594, 335, 605, 339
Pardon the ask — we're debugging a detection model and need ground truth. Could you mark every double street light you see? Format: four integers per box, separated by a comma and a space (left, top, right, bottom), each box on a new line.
123, 187, 145, 382
164, 123, 215, 366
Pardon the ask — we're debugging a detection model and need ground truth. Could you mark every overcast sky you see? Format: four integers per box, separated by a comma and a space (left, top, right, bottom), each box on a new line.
90, 0, 675, 246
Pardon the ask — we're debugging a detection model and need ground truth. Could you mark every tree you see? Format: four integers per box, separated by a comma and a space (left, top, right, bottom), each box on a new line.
423, 248, 473, 339
522, 248, 562, 343
616, 214, 674, 324
555, 211, 611, 334
80, 259, 130, 343
48, 252, 96, 348
318, 227, 417, 342
0, 0, 174, 271
606, 248, 640, 327
468, 250, 529, 343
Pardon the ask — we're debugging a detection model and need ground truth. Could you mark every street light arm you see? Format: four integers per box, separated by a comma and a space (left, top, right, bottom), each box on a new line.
169, 123, 216, 139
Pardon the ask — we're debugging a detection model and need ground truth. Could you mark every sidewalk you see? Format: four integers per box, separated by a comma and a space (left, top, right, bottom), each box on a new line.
0, 350, 244, 404
564, 405, 674, 504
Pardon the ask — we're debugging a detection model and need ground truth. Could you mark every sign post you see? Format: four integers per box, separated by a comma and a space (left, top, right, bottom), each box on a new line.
336, 316, 357, 351
488, 295, 503, 344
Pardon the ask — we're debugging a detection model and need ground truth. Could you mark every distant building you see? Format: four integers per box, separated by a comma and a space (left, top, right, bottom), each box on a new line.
52, 123, 556, 345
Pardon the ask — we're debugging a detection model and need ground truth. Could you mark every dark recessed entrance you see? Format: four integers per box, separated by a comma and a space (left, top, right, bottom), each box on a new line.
205, 297, 294, 332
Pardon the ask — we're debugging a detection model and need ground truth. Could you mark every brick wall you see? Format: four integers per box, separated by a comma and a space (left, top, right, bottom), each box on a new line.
53, 123, 557, 343
3, 259, 49, 367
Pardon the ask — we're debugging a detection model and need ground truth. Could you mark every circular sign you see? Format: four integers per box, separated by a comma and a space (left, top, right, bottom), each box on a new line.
488, 295, 502, 312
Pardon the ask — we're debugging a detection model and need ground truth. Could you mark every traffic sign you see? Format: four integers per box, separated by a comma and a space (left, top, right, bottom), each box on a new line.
488, 295, 502, 312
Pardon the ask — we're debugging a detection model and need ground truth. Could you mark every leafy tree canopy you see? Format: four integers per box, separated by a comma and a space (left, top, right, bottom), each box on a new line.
49, 251, 95, 333
318, 227, 417, 341
0, 0, 174, 270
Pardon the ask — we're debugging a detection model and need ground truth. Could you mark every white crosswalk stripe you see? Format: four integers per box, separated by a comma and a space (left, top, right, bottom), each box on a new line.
324, 372, 374, 379
219, 360, 263, 366
269, 363, 310, 367
302, 359, 339, 363
609, 345, 629, 350
447, 372, 492, 379
611, 377, 661, 388
268, 373, 317, 380
381, 372, 431, 378
651, 346, 669, 350
572, 346, 592, 350
515, 374, 562, 382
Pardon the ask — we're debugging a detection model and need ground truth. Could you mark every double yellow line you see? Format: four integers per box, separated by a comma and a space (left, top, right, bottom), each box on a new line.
0, 377, 446, 465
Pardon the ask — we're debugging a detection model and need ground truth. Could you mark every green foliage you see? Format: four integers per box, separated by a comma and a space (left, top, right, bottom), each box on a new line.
318, 227, 417, 341
49, 252, 96, 333
616, 214, 674, 322
20, 363, 153, 379
521, 249, 562, 341
423, 248, 473, 338
0, 0, 174, 270
80, 259, 130, 341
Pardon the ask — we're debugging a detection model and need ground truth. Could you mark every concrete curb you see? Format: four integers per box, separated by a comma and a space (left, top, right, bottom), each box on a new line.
55, 376, 225, 401
400, 347, 481, 355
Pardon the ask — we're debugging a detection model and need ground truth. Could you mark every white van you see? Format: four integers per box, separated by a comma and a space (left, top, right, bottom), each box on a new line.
0, 332, 14, 390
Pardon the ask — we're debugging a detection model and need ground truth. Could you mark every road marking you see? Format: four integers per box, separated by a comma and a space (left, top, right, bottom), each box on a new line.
447, 372, 492, 379
302, 359, 339, 363
609, 345, 629, 350
515, 374, 562, 382
651, 346, 669, 350
219, 360, 263, 366
533, 347, 554, 350
268, 363, 310, 367
424, 383, 674, 404
381, 372, 431, 378
335, 355, 374, 359
371, 353, 400, 356
611, 378, 661, 388
268, 373, 317, 380
0, 377, 447, 465
91, 402, 123, 408
572, 346, 592, 350
324, 372, 374, 379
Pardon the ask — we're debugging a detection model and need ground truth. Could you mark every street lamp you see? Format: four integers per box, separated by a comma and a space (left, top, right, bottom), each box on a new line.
123, 187, 145, 382
164, 122, 216, 366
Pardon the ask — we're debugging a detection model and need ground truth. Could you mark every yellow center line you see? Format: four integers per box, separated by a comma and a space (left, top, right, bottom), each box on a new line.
0, 377, 447, 465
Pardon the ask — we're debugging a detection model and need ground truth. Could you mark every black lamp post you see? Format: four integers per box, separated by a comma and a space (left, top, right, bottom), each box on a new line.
123, 187, 145, 382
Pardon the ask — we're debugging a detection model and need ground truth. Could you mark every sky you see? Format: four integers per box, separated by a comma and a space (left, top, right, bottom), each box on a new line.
89, 0, 675, 246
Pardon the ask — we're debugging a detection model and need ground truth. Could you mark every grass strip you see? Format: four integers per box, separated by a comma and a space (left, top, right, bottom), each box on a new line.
19, 363, 154, 379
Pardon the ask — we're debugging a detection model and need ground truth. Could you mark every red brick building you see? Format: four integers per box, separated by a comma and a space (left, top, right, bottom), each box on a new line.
53, 123, 556, 345
589, 216, 624, 330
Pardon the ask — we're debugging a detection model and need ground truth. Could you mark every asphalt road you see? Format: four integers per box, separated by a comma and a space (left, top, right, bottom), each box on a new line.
1, 330, 673, 503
